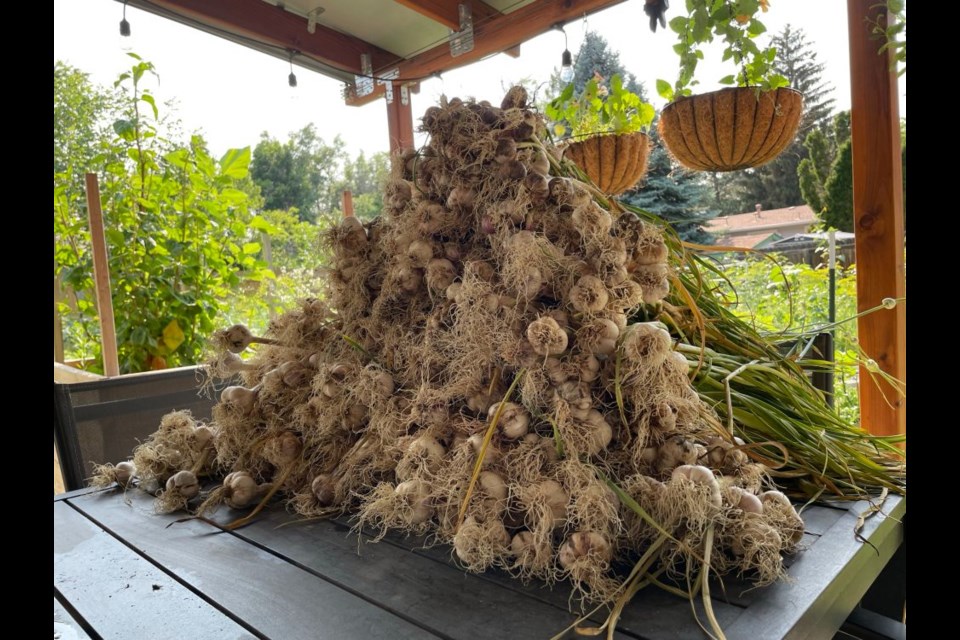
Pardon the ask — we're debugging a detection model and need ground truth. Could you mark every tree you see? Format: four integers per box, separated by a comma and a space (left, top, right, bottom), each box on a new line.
620, 128, 717, 243
820, 140, 854, 231
798, 111, 851, 217
54, 62, 122, 180
546, 30, 647, 105
711, 25, 836, 214
327, 150, 390, 222
250, 125, 348, 222
571, 31, 644, 98
55, 56, 269, 373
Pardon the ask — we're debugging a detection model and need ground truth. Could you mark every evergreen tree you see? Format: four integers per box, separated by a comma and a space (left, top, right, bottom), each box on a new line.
798, 111, 851, 217
713, 25, 835, 213
621, 128, 717, 244
821, 140, 854, 231
547, 31, 646, 101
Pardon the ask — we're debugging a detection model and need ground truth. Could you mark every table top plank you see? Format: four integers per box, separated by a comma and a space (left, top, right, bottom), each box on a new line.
54, 500, 256, 640
333, 516, 749, 639
797, 502, 848, 536
65, 491, 442, 640
723, 494, 904, 640
54, 597, 93, 640
207, 504, 628, 640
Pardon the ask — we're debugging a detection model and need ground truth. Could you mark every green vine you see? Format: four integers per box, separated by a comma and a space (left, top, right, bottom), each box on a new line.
656, 0, 789, 102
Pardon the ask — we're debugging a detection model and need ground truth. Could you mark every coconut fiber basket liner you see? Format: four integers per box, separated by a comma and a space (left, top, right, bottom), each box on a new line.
659, 87, 803, 172
562, 131, 651, 195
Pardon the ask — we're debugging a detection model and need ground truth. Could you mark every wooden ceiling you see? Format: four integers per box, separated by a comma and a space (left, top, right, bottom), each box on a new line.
124, 0, 629, 106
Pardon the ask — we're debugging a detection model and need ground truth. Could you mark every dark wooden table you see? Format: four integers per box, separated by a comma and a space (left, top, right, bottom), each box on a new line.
54, 487, 904, 640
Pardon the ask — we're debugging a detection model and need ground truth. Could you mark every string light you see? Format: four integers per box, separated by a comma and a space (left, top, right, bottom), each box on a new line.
288, 51, 298, 87
558, 26, 574, 84
120, 1, 131, 37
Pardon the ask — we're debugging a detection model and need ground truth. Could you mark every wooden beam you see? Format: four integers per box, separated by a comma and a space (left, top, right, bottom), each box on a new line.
347, 0, 627, 106
394, 1, 462, 30
847, 0, 905, 437
85, 174, 120, 377
504, 45, 522, 58
392, 2, 505, 38
139, 0, 399, 76
385, 88, 415, 154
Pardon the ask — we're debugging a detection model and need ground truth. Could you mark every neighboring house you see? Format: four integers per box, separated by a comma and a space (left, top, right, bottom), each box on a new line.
706, 204, 856, 266
706, 204, 817, 249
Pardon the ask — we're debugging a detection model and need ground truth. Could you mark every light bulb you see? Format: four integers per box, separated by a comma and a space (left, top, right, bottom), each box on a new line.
560, 50, 574, 83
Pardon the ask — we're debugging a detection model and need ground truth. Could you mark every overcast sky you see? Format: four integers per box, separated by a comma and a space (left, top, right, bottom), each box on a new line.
54, 0, 906, 159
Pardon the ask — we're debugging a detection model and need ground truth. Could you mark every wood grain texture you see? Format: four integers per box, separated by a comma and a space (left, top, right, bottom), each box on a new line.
67, 492, 440, 640
338, 515, 747, 639
54, 501, 256, 639
847, 0, 906, 437
210, 504, 620, 639
83, 174, 118, 377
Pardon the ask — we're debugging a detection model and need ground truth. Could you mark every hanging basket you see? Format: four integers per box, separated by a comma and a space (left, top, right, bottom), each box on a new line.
658, 87, 803, 172
562, 132, 651, 196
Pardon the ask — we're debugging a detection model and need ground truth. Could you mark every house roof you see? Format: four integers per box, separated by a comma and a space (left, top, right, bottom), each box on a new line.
706, 204, 817, 234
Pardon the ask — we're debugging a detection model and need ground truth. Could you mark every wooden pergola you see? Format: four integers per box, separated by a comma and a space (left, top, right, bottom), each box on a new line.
118, 0, 905, 437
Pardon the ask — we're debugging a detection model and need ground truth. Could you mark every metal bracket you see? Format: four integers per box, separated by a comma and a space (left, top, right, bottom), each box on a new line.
377, 68, 400, 104
354, 53, 374, 98
449, 3, 474, 57
306, 6, 325, 34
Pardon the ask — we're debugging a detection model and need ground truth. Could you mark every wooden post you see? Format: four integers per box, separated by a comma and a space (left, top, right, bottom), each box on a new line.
847, 0, 905, 436
54, 240, 65, 363
84, 174, 120, 377
341, 190, 354, 218
385, 83, 415, 154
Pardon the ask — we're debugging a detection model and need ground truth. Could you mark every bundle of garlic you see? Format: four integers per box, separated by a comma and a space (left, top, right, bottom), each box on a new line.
100, 87, 806, 630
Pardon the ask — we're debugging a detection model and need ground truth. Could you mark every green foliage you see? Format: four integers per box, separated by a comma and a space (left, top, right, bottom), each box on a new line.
713, 256, 861, 424
657, 0, 788, 102
620, 127, 718, 244
869, 0, 906, 76
328, 151, 390, 222
55, 55, 270, 373
820, 140, 854, 232
798, 110, 851, 223
250, 125, 348, 222
546, 73, 654, 140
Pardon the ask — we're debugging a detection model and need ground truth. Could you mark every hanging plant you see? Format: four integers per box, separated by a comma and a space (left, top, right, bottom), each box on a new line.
655, 0, 803, 172
546, 73, 656, 195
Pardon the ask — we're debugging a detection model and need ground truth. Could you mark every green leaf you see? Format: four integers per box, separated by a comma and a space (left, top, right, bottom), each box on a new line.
140, 93, 159, 120
669, 16, 689, 34
748, 19, 767, 36
112, 119, 136, 141
242, 242, 262, 255
719, 75, 736, 85
657, 79, 675, 102
219, 187, 248, 205
219, 147, 251, 179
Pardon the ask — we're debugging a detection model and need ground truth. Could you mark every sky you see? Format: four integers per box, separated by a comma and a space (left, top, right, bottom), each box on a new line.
54, 0, 906, 160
